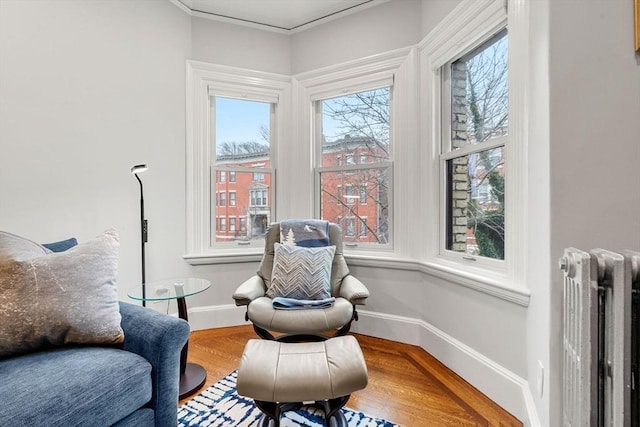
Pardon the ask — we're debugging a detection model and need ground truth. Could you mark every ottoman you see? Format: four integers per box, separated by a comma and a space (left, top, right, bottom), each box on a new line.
237, 335, 368, 427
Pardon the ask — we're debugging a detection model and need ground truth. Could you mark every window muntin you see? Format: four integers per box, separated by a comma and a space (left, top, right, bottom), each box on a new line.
442, 29, 508, 261
316, 87, 392, 247
212, 96, 274, 246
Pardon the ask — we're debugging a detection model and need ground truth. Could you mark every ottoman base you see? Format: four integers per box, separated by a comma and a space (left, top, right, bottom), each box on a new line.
254, 397, 349, 427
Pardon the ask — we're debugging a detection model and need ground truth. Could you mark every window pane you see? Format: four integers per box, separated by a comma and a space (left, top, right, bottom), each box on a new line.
212, 95, 273, 246
215, 97, 270, 165
321, 88, 390, 166
450, 30, 508, 149
320, 168, 389, 244
446, 147, 505, 260
212, 170, 272, 243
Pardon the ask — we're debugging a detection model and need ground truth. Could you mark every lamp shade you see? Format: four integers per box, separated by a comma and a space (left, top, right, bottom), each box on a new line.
131, 164, 148, 174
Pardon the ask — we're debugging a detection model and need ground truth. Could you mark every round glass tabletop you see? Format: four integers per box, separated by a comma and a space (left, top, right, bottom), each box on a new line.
127, 277, 210, 302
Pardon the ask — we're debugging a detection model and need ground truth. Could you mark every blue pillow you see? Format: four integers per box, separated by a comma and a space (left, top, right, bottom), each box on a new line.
42, 237, 78, 252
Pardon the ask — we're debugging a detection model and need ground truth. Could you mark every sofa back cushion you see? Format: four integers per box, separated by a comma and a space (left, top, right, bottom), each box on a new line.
0, 229, 124, 358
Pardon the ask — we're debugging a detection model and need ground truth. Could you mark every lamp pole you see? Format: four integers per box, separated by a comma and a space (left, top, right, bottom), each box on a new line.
131, 164, 148, 307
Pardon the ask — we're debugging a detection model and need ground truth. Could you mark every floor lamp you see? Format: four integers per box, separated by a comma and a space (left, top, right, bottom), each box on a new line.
131, 164, 148, 307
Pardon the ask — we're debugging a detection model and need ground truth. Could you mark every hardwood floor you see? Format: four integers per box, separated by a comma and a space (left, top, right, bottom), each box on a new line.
180, 325, 522, 426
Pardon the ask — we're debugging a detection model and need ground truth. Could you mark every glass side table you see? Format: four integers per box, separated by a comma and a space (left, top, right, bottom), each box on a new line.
128, 277, 210, 399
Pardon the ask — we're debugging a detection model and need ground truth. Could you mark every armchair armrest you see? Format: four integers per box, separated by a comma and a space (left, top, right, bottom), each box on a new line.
119, 301, 190, 427
232, 275, 267, 306
339, 274, 369, 305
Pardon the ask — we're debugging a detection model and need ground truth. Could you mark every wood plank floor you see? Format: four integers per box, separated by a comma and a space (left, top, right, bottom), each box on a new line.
180, 325, 522, 426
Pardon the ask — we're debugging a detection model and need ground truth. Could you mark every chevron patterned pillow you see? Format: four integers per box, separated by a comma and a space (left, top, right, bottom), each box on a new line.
266, 243, 336, 300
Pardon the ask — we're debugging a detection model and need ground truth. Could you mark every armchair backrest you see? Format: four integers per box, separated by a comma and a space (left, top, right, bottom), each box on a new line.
257, 222, 350, 297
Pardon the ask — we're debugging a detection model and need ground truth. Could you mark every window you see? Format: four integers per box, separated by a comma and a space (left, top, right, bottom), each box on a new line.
229, 171, 236, 182
421, 0, 529, 293
229, 217, 236, 232
315, 86, 393, 246
220, 171, 226, 182
442, 30, 507, 261
345, 184, 355, 204
219, 192, 226, 207
219, 217, 226, 232
229, 191, 236, 207
359, 217, 367, 237
345, 217, 355, 237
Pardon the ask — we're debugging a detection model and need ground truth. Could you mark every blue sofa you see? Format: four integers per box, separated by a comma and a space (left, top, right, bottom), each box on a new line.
0, 302, 190, 426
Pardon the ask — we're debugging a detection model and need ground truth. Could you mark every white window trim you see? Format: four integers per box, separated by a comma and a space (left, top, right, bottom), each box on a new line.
419, 0, 529, 291
296, 47, 413, 255
185, 61, 290, 263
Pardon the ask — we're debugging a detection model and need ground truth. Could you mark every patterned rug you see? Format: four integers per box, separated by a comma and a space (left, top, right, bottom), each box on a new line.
177, 371, 398, 426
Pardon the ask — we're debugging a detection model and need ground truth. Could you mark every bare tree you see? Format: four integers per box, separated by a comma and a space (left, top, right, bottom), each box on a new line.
217, 141, 269, 156
320, 88, 391, 244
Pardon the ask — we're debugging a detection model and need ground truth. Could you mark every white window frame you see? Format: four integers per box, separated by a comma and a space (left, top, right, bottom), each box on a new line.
419, 0, 529, 292
185, 61, 290, 263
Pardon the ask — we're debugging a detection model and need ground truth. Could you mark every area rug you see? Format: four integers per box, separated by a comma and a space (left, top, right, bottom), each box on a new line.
177, 371, 398, 426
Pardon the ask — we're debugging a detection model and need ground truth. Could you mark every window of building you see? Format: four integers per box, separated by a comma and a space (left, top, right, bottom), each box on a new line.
220, 171, 226, 182
359, 184, 367, 204
229, 217, 236, 232
359, 217, 367, 237
229, 171, 236, 182
345, 217, 355, 237
219, 192, 226, 207
314, 86, 393, 247
219, 217, 226, 232
229, 191, 236, 206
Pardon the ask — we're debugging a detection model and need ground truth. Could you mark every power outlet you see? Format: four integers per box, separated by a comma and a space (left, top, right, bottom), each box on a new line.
537, 360, 544, 398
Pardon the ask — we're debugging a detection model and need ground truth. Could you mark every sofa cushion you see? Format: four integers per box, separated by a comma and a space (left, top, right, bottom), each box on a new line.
266, 243, 335, 300
0, 229, 124, 358
0, 346, 152, 426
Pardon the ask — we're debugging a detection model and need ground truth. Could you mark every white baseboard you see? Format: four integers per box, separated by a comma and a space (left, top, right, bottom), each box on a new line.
184, 304, 539, 426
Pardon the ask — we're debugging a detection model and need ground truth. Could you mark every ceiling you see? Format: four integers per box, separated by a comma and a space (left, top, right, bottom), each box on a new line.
172, 0, 387, 33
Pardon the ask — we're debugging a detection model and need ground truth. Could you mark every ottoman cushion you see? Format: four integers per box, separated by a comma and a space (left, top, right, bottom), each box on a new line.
237, 335, 367, 403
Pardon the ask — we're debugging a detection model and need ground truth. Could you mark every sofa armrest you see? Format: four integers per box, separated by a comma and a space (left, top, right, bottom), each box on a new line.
119, 301, 190, 427
338, 275, 369, 305
232, 275, 267, 306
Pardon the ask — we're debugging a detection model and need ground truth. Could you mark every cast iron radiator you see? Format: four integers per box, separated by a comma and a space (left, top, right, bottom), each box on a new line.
559, 248, 640, 426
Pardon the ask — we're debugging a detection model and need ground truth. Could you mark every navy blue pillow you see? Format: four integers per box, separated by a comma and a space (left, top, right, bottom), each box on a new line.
42, 237, 78, 252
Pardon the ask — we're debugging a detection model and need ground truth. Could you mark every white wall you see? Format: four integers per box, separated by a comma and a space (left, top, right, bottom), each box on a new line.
525, 1, 552, 425
0, 0, 196, 302
191, 17, 291, 75
290, 0, 422, 74
546, 1, 640, 425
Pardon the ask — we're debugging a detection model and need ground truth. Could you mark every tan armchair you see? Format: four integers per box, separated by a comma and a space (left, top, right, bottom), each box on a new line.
233, 221, 369, 341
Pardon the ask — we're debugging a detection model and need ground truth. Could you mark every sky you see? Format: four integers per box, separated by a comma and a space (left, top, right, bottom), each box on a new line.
214, 96, 343, 148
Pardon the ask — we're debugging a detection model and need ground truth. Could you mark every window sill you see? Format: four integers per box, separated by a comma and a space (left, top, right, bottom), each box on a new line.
183, 251, 263, 265
345, 253, 530, 307
183, 251, 530, 306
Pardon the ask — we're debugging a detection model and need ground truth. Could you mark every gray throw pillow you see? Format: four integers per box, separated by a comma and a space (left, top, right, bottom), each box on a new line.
266, 243, 335, 300
0, 229, 124, 358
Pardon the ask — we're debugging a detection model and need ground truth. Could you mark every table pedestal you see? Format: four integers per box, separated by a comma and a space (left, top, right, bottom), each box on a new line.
177, 295, 207, 399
